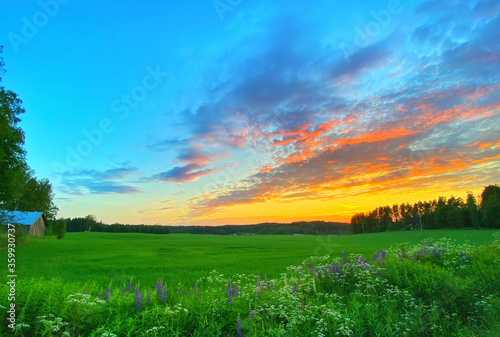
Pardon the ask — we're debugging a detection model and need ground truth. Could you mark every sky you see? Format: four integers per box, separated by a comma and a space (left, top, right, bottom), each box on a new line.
0, 0, 499, 225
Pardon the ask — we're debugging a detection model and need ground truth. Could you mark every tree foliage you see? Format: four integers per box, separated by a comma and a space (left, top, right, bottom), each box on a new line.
350, 185, 500, 233
0, 46, 58, 220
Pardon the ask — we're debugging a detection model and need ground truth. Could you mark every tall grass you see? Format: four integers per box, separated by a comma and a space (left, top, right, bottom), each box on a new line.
1, 235, 499, 336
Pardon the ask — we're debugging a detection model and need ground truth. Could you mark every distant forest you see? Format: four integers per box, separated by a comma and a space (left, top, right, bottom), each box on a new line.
65, 215, 350, 235
350, 184, 500, 234
169, 221, 351, 235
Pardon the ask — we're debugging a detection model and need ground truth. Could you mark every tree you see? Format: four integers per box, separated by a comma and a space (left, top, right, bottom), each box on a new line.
465, 191, 481, 228
483, 194, 500, 228
0, 47, 57, 220
0, 46, 29, 209
480, 184, 500, 210
85, 214, 98, 232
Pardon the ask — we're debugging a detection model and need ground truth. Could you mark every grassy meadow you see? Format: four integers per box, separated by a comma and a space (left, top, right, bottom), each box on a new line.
1, 230, 499, 336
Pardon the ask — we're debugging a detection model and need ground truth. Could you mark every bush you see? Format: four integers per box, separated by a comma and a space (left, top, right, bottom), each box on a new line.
53, 219, 67, 240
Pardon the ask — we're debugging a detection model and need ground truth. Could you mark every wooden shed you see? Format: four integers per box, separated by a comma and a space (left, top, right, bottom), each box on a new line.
0, 211, 48, 236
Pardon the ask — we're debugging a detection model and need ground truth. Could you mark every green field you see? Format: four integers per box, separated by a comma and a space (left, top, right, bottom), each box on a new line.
1, 230, 499, 336
4, 230, 497, 287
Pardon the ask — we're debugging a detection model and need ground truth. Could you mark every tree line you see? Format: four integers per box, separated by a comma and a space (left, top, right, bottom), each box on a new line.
350, 185, 500, 234
66, 215, 170, 234
170, 221, 350, 235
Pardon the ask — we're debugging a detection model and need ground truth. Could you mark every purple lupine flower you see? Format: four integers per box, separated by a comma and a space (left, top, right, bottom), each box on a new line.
429, 241, 433, 247
162, 289, 167, 304
195, 282, 198, 294
376, 269, 381, 276
234, 285, 239, 298
373, 252, 379, 259
381, 250, 386, 259
318, 271, 322, 280
269, 284, 274, 291
122, 284, 126, 296
292, 283, 296, 294
134, 285, 140, 301
237, 315, 241, 337
342, 250, 347, 265
249, 310, 254, 319
433, 249, 440, 259
136, 292, 144, 313
397, 252, 402, 260
402, 250, 407, 259
155, 280, 163, 299
349, 259, 354, 276
127, 279, 132, 293
413, 255, 418, 262
255, 285, 259, 297
264, 274, 268, 289
228, 281, 233, 305
323, 267, 329, 278
146, 291, 151, 305
361, 256, 367, 264
104, 286, 111, 301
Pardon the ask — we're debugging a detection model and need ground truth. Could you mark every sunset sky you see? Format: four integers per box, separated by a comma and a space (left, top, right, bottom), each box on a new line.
1, 0, 499, 225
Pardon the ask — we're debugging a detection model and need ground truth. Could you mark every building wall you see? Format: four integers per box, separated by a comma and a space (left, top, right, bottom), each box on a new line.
28, 216, 46, 236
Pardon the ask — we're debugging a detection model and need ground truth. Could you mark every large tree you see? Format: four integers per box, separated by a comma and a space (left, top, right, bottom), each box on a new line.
0, 47, 57, 219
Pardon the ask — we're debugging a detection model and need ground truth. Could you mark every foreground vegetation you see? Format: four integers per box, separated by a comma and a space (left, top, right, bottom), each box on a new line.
1, 231, 499, 336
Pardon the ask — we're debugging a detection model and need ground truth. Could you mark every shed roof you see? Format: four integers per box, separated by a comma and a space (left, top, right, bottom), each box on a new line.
0, 211, 45, 225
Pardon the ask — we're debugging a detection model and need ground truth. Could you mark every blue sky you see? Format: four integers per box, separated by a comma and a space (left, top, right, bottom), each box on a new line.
1, 0, 499, 225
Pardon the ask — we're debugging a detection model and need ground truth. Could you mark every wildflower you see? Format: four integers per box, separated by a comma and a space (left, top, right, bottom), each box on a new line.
349, 259, 354, 276
136, 292, 144, 313
127, 279, 132, 293
234, 285, 239, 298
155, 280, 163, 299
146, 291, 151, 305
249, 310, 254, 319
104, 286, 111, 301
121, 285, 126, 296
264, 274, 268, 289
318, 271, 322, 280
269, 284, 274, 291
228, 281, 233, 305
292, 283, 296, 294
402, 249, 407, 259
162, 289, 167, 304
432, 249, 440, 259
134, 285, 140, 301
397, 252, 402, 260
237, 315, 242, 337
255, 285, 259, 297
413, 255, 418, 262
342, 250, 347, 265
194, 282, 198, 294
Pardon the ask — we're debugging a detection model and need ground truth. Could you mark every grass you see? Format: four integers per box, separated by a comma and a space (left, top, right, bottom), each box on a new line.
1, 229, 496, 288
0, 230, 499, 336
